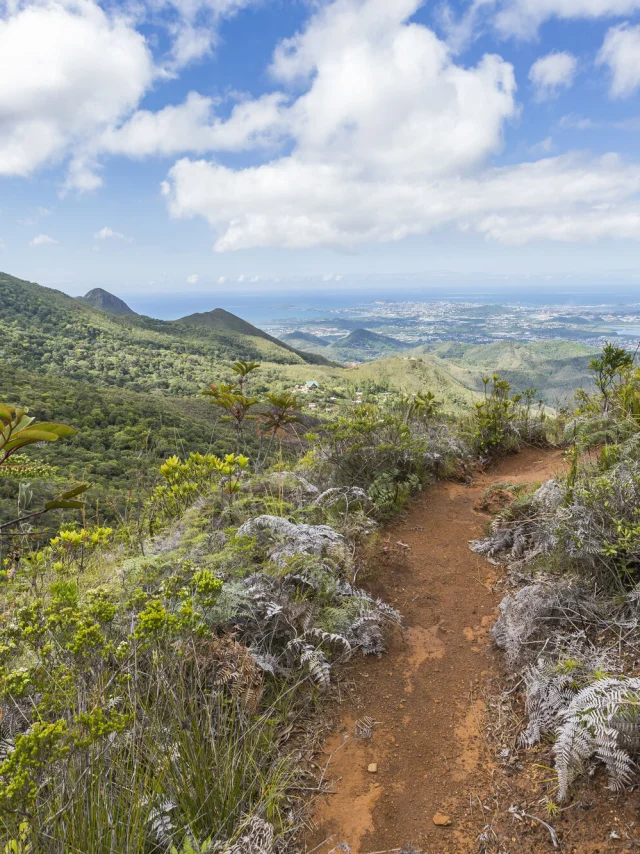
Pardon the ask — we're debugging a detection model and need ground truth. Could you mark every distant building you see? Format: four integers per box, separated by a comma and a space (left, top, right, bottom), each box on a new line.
305, 380, 319, 389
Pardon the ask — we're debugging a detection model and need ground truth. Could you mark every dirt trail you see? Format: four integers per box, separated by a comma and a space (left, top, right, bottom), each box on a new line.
304, 447, 567, 854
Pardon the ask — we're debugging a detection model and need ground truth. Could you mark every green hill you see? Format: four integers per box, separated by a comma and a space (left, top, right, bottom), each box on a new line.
419, 340, 597, 404
176, 307, 333, 366
281, 330, 331, 348
78, 287, 136, 316
0, 272, 329, 397
320, 328, 411, 361
275, 355, 479, 411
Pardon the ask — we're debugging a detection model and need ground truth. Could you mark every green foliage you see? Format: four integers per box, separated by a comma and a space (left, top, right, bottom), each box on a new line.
469, 375, 547, 454
0, 272, 322, 396
307, 397, 462, 516
0, 403, 75, 469
588, 342, 634, 413
151, 452, 249, 525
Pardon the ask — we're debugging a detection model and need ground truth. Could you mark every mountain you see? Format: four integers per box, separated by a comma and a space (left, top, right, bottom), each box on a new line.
325, 328, 412, 359
339, 329, 409, 349
0, 270, 333, 522
78, 288, 136, 316
281, 331, 331, 348
0, 271, 330, 399
419, 340, 598, 404
176, 308, 334, 366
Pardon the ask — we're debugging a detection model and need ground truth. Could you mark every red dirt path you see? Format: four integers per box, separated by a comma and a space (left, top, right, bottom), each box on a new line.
303, 447, 640, 854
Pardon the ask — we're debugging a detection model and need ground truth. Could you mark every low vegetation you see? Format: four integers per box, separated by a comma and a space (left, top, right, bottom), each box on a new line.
5, 270, 638, 847
0, 340, 557, 851
472, 343, 640, 805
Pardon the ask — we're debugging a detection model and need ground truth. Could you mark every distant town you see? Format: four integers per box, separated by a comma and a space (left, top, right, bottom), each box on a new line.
266, 300, 640, 359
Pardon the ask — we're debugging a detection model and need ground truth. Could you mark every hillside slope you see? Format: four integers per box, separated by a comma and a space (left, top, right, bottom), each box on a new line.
281, 331, 331, 348
78, 287, 137, 316
0, 272, 328, 396
418, 340, 597, 404
276, 356, 479, 411
177, 307, 333, 365
0, 365, 231, 523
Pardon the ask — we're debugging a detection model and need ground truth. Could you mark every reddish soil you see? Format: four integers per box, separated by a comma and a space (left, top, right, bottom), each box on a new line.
303, 447, 640, 854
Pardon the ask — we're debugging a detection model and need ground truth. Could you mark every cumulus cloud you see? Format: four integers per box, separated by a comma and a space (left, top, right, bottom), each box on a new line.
529, 52, 577, 99
186, 273, 199, 284
96, 91, 288, 159
163, 0, 524, 250
0, 0, 263, 187
0, 0, 154, 181
94, 226, 133, 243
30, 233, 58, 246
495, 0, 640, 37
440, 0, 640, 45
165, 151, 640, 250
598, 23, 640, 97
217, 275, 227, 284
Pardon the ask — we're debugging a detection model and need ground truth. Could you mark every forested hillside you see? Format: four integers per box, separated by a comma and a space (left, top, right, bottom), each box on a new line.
0, 272, 330, 397
0, 272, 332, 522
419, 339, 598, 404
1, 268, 640, 852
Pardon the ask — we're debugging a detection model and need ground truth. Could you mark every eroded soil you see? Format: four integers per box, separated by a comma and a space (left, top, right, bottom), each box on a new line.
303, 447, 640, 854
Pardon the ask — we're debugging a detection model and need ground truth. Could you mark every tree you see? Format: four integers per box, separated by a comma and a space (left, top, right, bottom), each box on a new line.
589, 343, 634, 413
202, 361, 262, 453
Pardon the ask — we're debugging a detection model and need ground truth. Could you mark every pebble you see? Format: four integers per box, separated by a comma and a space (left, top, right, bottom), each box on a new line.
433, 812, 452, 827
368, 763, 378, 773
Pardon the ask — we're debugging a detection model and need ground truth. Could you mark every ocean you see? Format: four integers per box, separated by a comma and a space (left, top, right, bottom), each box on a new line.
126, 284, 640, 325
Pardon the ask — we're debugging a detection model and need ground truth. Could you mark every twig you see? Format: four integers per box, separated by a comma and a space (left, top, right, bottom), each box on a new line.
305, 836, 335, 854
509, 806, 559, 848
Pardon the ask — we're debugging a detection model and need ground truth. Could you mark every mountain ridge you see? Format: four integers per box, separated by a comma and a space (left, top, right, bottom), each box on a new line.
78, 287, 136, 316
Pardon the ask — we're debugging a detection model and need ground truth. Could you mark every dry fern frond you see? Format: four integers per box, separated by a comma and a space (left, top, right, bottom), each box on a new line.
554, 676, 640, 800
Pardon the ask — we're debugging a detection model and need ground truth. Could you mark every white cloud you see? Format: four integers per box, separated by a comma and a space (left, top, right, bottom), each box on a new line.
97, 91, 288, 159
529, 136, 554, 154
529, 52, 577, 99
598, 23, 640, 97
165, 151, 640, 250
440, 0, 640, 45
496, 0, 640, 37
0, 0, 154, 182
156, 0, 265, 68
30, 233, 58, 246
161, 0, 640, 252
186, 273, 199, 284
163, 0, 522, 249
94, 226, 133, 243
217, 275, 227, 284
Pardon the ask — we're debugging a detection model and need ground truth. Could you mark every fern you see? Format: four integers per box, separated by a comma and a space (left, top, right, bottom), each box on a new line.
554, 676, 640, 800
520, 643, 616, 748
217, 816, 274, 854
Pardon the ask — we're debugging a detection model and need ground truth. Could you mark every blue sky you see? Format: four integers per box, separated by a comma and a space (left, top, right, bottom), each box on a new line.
2, 0, 640, 306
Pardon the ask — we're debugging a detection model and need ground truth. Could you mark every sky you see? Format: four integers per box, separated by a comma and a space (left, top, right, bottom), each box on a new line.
2, 0, 640, 304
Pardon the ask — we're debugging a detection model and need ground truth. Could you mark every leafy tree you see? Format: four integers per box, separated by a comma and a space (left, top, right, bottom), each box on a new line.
589, 343, 634, 413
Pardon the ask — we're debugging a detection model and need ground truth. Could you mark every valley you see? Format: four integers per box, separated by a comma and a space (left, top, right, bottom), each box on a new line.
2, 270, 640, 853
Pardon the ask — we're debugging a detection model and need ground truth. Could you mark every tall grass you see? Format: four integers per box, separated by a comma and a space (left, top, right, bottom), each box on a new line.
1, 657, 298, 853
